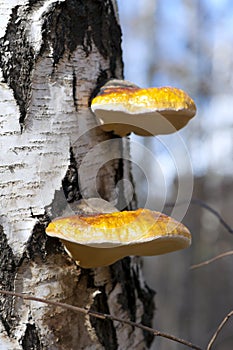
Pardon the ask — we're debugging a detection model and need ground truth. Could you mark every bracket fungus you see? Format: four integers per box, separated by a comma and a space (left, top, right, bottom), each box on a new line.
46, 208, 191, 268
91, 79, 196, 136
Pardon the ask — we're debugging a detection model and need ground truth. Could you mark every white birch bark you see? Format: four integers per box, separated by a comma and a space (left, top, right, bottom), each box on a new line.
0, 1, 154, 349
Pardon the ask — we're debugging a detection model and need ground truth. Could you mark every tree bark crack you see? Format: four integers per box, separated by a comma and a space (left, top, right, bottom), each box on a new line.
0, 226, 17, 333
21, 323, 42, 350
0, 5, 35, 129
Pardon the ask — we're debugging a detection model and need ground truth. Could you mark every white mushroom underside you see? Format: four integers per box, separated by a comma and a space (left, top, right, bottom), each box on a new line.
60, 235, 190, 268
92, 108, 192, 136
59, 233, 190, 248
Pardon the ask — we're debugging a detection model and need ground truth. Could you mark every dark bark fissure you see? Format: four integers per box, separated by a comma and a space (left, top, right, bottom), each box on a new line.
110, 259, 155, 348
114, 142, 138, 212
28, 0, 41, 6
62, 147, 81, 204
114, 156, 125, 210
72, 70, 78, 111
0, 227, 28, 342
111, 258, 137, 321
133, 265, 156, 347
24, 222, 63, 261
89, 69, 110, 104
89, 287, 118, 350
0, 5, 34, 131
0, 226, 17, 334
21, 323, 42, 350
127, 163, 138, 210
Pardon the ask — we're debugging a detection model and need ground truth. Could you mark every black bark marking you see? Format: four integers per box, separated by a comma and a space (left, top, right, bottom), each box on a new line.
21, 323, 42, 350
62, 147, 81, 203
110, 258, 137, 322
0, 6, 35, 129
89, 68, 109, 104
28, 0, 41, 5
125, 160, 138, 211
0, 226, 17, 334
72, 70, 78, 111
133, 264, 156, 347
110, 258, 155, 347
23, 222, 64, 262
41, 0, 123, 75
90, 287, 118, 350
114, 157, 125, 210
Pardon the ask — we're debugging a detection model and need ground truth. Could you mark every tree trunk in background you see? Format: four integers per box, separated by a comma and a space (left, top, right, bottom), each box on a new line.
0, 1, 154, 349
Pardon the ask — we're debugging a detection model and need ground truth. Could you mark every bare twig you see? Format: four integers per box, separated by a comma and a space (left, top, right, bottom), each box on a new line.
206, 310, 233, 350
165, 198, 233, 270
0, 289, 203, 350
165, 198, 233, 235
190, 250, 233, 270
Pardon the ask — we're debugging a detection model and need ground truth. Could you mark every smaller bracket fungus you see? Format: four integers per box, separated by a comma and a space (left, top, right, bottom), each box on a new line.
46, 208, 191, 268
91, 79, 196, 136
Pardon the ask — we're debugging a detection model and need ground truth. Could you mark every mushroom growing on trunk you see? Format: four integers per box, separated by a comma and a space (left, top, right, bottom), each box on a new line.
46, 208, 191, 268
46, 81, 197, 268
91, 79, 196, 136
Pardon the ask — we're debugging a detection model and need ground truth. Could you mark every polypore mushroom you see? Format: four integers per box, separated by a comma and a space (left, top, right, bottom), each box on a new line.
91, 79, 196, 136
46, 208, 191, 268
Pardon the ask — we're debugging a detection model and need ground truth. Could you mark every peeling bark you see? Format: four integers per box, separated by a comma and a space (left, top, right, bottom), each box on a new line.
0, 1, 154, 349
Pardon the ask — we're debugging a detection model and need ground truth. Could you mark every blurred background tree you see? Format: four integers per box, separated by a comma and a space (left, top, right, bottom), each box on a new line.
118, 0, 233, 349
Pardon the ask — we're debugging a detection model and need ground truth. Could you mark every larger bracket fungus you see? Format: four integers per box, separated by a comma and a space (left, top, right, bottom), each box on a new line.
91, 79, 196, 136
46, 208, 191, 268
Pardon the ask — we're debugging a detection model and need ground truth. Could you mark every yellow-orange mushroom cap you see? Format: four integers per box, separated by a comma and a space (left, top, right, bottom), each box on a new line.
45, 209, 191, 268
91, 81, 196, 136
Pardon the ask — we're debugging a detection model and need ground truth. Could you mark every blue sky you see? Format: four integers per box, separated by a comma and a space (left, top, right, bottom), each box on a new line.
118, 0, 233, 178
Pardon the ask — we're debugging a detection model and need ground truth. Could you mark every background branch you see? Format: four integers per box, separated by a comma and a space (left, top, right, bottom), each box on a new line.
190, 250, 233, 270
206, 310, 233, 350
165, 198, 233, 235
0, 289, 202, 350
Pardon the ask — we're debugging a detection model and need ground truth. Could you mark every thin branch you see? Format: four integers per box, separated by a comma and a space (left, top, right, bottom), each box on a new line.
165, 198, 233, 235
191, 198, 233, 234
0, 289, 203, 350
166, 198, 233, 270
190, 250, 233, 270
206, 310, 233, 350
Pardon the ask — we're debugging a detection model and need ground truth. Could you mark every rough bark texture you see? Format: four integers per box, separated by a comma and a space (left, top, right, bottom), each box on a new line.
0, 1, 154, 349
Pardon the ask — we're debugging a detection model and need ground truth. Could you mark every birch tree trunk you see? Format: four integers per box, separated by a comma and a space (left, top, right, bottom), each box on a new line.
0, 1, 154, 349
